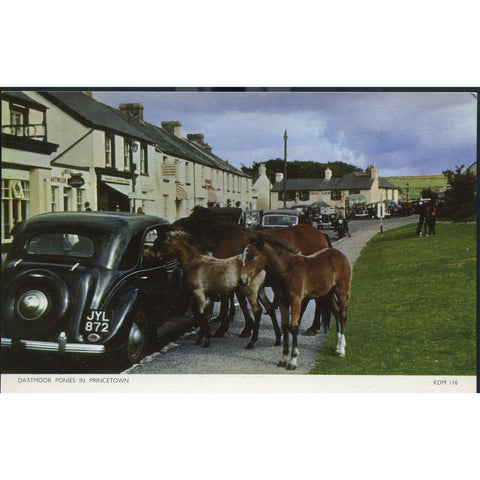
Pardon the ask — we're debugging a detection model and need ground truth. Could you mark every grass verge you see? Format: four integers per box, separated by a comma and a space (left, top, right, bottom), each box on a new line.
310, 222, 476, 375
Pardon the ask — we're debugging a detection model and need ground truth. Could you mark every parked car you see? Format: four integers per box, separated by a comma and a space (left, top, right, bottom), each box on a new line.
288, 204, 314, 224
316, 206, 337, 229
1, 212, 193, 368
246, 209, 263, 229
261, 209, 306, 228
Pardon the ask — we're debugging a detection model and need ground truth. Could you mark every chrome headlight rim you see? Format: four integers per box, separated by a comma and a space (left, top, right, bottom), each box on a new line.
16, 289, 49, 321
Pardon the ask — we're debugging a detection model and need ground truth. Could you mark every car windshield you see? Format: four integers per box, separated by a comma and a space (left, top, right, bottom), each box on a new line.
26, 233, 95, 257
263, 215, 298, 226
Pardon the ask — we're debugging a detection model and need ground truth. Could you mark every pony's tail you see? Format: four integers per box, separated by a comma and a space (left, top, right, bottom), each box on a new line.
319, 287, 335, 333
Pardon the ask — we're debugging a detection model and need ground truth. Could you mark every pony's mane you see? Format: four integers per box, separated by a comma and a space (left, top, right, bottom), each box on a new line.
258, 234, 300, 254
169, 230, 210, 253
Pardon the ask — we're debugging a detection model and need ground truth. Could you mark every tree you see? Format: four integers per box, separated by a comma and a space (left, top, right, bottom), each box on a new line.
441, 165, 476, 221
420, 188, 438, 203
241, 159, 361, 180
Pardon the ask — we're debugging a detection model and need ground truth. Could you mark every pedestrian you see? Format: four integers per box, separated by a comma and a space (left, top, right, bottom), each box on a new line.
84, 202, 92, 212
137, 207, 145, 214
338, 207, 351, 237
416, 201, 426, 237
115, 205, 120, 212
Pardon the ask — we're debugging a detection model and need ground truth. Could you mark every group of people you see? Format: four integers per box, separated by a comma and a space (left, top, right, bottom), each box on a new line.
415, 201, 437, 237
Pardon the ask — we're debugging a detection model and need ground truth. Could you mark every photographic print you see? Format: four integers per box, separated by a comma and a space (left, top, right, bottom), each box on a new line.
1, 88, 477, 393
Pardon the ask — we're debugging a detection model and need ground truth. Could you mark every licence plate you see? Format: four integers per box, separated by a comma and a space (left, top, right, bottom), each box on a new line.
83, 310, 112, 334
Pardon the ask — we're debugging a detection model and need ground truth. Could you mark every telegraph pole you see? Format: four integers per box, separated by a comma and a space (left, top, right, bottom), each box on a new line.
283, 129, 287, 208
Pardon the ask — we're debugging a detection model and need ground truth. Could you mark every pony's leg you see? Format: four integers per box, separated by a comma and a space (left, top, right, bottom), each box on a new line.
246, 304, 262, 350
193, 290, 211, 348
258, 287, 281, 346
213, 295, 232, 338
278, 302, 290, 367
227, 293, 236, 322
236, 292, 255, 338
212, 297, 228, 323
287, 299, 302, 370
330, 289, 346, 356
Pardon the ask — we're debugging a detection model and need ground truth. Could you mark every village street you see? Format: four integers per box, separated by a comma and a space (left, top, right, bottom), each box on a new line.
124, 215, 417, 375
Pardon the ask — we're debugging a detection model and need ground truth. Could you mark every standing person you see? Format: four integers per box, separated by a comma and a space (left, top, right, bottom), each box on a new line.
416, 201, 426, 237
338, 207, 351, 237
115, 205, 121, 212
84, 202, 92, 212
137, 207, 145, 214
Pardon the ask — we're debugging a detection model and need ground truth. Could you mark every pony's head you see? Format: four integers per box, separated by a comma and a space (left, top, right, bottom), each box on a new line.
239, 235, 267, 286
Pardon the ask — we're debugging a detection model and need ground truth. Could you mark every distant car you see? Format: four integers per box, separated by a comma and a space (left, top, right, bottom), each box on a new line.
1, 212, 193, 368
316, 207, 337, 229
261, 209, 306, 228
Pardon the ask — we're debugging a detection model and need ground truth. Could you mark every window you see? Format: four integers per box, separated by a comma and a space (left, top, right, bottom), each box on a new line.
124, 139, 132, 170
51, 186, 58, 212
140, 144, 148, 175
331, 190, 342, 201
9, 105, 28, 136
278, 191, 296, 201
76, 189, 84, 211
2, 179, 30, 242
185, 162, 191, 184
63, 187, 72, 211
299, 191, 310, 201
26, 233, 94, 257
105, 133, 115, 168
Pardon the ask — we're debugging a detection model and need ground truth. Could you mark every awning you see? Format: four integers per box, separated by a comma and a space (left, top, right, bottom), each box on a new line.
176, 184, 188, 200
104, 182, 131, 197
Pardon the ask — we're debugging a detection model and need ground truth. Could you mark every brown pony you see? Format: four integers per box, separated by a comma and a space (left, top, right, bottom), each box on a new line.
162, 231, 266, 348
171, 206, 331, 345
239, 235, 351, 370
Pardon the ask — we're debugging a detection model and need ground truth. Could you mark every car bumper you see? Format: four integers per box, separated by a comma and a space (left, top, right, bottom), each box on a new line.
1, 333, 105, 354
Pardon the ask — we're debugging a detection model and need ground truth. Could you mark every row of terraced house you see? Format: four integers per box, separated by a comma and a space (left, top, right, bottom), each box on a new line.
1, 91, 256, 252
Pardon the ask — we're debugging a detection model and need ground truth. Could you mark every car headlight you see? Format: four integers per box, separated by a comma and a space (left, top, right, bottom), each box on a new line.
16, 290, 49, 321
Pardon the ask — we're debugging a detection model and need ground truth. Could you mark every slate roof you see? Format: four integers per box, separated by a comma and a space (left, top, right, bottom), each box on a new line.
272, 171, 398, 192
112, 107, 248, 177
2, 91, 48, 111
38, 91, 247, 178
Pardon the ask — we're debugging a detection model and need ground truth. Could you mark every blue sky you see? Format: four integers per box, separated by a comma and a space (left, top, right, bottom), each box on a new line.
93, 90, 477, 177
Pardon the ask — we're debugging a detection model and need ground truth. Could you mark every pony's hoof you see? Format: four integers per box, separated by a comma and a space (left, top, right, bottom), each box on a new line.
213, 329, 227, 338
278, 360, 287, 367
202, 341, 211, 348
274, 339, 282, 346
238, 328, 252, 338
286, 363, 297, 371
245, 342, 254, 350
302, 328, 317, 336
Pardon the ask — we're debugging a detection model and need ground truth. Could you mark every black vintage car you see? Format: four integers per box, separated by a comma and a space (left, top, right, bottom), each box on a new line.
261, 209, 306, 228
1, 212, 193, 367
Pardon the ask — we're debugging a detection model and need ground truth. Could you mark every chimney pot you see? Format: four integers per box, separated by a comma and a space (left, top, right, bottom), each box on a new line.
119, 103, 144, 121
275, 172, 284, 183
162, 121, 182, 137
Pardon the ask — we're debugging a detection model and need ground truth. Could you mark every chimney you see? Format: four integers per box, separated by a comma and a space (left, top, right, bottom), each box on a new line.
325, 167, 332, 180
187, 133, 205, 145
367, 165, 379, 179
259, 164, 267, 177
162, 121, 182, 137
275, 172, 284, 183
119, 103, 144, 121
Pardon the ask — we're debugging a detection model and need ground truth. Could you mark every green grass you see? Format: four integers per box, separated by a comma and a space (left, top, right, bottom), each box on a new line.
310, 222, 476, 375
385, 175, 448, 199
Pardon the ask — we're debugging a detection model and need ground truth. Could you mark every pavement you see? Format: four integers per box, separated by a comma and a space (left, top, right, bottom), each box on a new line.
124, 215, 418, 375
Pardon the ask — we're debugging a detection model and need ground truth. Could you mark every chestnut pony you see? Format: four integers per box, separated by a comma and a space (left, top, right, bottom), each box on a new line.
170, 206, 331, 347
240, 235, 352, 370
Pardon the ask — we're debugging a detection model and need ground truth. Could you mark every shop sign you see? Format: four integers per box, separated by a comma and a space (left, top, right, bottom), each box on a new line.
68, 175, 85, 188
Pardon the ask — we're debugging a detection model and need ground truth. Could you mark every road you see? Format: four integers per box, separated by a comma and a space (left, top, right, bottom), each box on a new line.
124, 215, 418, 375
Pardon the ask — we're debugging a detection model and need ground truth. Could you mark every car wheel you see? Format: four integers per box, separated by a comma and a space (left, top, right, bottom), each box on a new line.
123, 310, 154, 366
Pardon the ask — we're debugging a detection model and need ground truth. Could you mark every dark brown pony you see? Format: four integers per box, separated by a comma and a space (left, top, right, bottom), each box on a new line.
170, 206, 331, 346
240, 235, 352, 370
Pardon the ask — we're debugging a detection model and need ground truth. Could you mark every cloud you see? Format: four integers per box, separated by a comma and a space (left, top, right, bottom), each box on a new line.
93, 90, 477, 176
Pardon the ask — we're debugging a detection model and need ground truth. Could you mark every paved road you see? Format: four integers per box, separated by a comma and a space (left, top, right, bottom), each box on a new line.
124, 215, 418, 375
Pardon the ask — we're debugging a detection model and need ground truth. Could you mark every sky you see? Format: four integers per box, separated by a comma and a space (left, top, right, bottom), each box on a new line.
93, 90, 477, 177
